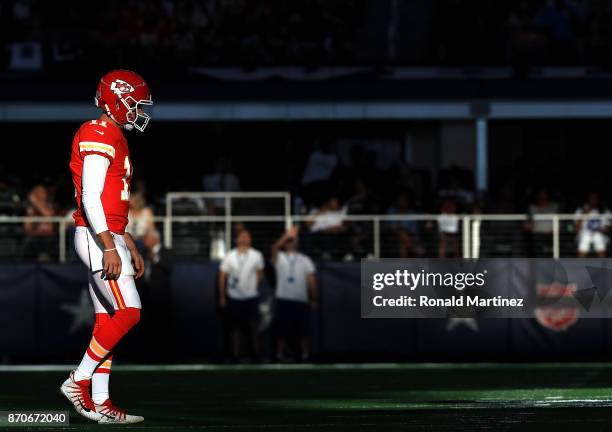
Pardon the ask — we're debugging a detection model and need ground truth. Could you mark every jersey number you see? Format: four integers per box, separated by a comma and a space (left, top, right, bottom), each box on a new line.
121, 156, 132, 201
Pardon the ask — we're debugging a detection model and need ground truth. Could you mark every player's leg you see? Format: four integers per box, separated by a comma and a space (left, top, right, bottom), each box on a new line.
95, 275, 144, 424
73, 229, 140, 381
91, 312, 113, 405
90, 274, 144, 424
61, 274, 140, 422
92, 356, 113, 403
73, 275, 140, 382
60, 229, 109, 421
63, 228, 143, 423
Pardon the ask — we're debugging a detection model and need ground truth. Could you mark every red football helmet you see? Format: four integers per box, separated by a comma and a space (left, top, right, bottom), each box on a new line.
95, 70, 152, 132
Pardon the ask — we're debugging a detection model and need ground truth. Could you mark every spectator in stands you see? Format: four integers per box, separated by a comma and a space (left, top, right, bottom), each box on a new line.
203, 156, 241, 214
22, 184, 57, 261
142, 229, 171, 282
386, 191, 420, 258
301, 141, 338, 207
127, 193, 155, 248
306, 196, 348, 259
346, 178, 378, 215
436, 198, 460, 258
308, 196, 347, 233
525, 189, 559, 256
271, 226, 317, 362
218, 229, 264, 362
576, 192, 610, 257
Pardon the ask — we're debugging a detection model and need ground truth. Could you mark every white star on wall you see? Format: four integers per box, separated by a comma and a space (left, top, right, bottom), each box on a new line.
60, 289, 94, 334
446, 317, 478, 332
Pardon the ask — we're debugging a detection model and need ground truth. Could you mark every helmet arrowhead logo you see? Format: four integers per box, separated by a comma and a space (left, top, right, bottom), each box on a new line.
110, 79, 134, 95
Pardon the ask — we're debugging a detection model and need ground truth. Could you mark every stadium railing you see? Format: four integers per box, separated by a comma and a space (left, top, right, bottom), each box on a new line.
165, 191, 292, 252
0, 211, 604, 262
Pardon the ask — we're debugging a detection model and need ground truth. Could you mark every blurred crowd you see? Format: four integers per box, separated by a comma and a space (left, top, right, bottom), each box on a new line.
0, 0, 363, 71
293, 144, 612, 259
2, 0, 612, 71
2, 139, 612, 262
431, 0, 612, 67
0, 168, 157, 262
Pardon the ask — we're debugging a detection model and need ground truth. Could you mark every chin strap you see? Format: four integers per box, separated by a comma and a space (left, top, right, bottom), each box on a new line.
101, 103, 132, 131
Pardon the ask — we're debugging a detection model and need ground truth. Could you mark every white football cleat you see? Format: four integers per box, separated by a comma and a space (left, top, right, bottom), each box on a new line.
60, 371, 102, 422
96, 399, 144, 424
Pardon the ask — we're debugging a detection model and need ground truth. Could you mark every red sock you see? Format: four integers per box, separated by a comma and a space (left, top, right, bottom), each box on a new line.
91, 313, 113, 404
75, 308, 140, 380
93, 313, 113, 374
93, 309, 136, 349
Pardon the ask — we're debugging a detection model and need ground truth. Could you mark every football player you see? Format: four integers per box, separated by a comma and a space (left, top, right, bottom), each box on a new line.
60, 70, 152, 424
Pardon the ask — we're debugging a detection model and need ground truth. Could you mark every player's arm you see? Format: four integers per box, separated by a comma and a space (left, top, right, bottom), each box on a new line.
124, 232, 145, 279
81, 154, 122, 280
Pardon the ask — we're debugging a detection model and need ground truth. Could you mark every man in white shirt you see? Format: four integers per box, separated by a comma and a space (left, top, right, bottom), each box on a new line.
219, 229, 264, 361
271, 226, 317, 362
576, 192, 610, 257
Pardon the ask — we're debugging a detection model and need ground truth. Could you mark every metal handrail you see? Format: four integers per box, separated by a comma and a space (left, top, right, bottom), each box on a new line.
0, 213, 605, 223
1, 212, 609, 262
165, 191, 291, 249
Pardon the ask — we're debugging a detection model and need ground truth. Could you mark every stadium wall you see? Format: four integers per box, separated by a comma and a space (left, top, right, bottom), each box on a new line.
0, 263, 610, 362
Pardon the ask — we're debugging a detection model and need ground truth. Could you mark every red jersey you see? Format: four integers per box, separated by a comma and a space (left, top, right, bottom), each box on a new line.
70, 119, 133, 234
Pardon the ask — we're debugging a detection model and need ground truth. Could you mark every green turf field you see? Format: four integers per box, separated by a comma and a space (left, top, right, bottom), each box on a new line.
3, 363, 612, 431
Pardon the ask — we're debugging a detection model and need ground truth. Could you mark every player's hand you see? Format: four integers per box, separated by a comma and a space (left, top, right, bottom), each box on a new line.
287, 225, 299, 239
131, 249, 145, 279
103, 249, 122, 280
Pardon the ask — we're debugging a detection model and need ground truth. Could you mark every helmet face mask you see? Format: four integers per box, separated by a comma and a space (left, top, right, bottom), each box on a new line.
122, 96, 152, 132
95, 70, 152, 132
